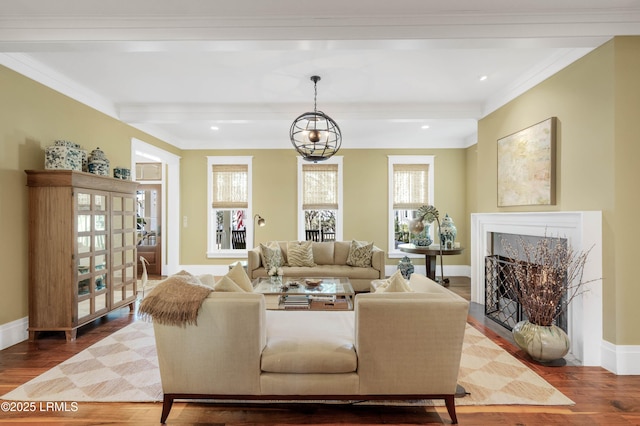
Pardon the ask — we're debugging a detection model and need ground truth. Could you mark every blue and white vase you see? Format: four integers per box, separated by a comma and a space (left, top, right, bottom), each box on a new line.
45, 140, 85, 171
88, 147, 110, 176
439, 213, 457, 249
397, 256, 415, 279
412, 223, 432, 247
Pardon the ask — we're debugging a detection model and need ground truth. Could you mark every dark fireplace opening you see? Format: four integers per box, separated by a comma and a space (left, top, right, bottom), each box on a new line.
484, 232, 568, 333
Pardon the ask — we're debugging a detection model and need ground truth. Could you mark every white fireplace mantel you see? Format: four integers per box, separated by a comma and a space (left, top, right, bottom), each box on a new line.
471, 211, 603, 367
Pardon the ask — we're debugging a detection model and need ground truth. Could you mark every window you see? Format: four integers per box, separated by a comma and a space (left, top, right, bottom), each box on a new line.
207, 156, 253, 257
388, 155, 434, 255
297, 156, 343, 242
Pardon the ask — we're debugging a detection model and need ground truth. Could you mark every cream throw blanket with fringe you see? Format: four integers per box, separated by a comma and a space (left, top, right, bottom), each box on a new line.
139, 275, 212, 327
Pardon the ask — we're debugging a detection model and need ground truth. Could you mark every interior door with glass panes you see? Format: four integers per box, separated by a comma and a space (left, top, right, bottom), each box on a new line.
76, 190, 110, 323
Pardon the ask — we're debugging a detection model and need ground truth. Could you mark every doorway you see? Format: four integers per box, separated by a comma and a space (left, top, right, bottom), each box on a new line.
131, 137, 181, 276
136, 183, 162, 276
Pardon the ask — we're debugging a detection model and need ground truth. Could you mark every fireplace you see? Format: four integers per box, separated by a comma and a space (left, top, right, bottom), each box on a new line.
484, 255, 567, 333
484, 233, 568, 333
471, 212, 603, 366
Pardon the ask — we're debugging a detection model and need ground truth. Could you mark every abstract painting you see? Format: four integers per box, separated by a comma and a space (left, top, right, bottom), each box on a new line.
497, 117, 557, 207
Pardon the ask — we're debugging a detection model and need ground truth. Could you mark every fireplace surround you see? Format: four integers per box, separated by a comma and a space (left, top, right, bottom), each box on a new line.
471, 211, 603, 366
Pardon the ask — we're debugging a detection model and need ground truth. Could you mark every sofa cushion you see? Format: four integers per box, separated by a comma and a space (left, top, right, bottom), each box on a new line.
311, 242, 334, 265
334, 241, 351, 265
346, 240, 374, 267
286, 241, 316, 267
375, 270, 414, 293
260, 242, 284, 270
262, 311, 357, 374
213, 275, 247, 292
226, 262, 253, 292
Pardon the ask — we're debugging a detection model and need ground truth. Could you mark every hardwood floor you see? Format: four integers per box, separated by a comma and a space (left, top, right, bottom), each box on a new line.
1, 277, 638, 425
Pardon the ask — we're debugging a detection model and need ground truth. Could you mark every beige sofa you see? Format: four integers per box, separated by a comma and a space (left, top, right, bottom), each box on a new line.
247, 241, 385, 292
153, 273, 470, 424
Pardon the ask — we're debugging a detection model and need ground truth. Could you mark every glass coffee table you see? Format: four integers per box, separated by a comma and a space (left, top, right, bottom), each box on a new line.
252, 277, 355, 310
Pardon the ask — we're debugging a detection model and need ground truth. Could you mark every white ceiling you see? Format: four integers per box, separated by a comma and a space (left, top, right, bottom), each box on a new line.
2, 0, 640, 150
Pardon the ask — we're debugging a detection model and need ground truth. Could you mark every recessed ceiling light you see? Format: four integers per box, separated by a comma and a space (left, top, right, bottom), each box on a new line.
210, 126, 219, 131
479, 75, 488, 82
421, 125, 430, 130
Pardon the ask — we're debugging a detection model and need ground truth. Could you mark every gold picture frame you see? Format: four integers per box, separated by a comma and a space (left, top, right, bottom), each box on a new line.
497, 117, 557, 207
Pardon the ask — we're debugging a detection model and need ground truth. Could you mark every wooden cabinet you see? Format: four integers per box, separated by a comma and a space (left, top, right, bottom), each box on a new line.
26, 170, 138, 341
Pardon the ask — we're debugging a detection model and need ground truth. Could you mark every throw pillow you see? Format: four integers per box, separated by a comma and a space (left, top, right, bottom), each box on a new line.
226, 262, 253, 292
260, 242, 284, 270
213, 275, 247, 292
287, 241, 316, 267
375, 270, 414, 293
346, 240, 374, 267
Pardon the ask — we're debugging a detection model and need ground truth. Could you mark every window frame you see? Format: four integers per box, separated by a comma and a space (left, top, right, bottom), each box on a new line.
207, 156, 253, 258
388, 155, 435, 257
297, 156, 343, 242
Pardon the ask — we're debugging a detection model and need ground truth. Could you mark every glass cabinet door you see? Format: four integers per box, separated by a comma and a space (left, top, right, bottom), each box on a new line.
111, 193, 137, 307
75, 191, 110, 322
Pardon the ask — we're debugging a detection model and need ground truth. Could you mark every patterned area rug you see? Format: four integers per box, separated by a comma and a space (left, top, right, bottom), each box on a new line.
1, 321, 573, 406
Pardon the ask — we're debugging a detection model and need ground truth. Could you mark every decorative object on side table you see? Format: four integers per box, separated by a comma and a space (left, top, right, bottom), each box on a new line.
439, 213, 457, 249
411, 205, 447, 284
397, 255, 414, 279
409, 205, 438, 247
501, 234, 596, 364
88, 147, 110, 176
409, 219, 432, 247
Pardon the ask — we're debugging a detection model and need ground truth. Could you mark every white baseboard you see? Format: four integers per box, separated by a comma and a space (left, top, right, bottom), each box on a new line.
0, 316, 28, 350
601, 340, 640, 375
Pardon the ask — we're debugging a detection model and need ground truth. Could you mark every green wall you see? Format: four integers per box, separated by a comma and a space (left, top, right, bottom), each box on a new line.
179, 148, 469, 267
0, 65, 179, 325
472, 37, 640, 345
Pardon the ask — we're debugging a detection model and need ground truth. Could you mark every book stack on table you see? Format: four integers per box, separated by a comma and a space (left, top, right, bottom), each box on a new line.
309, 295, 348, 310
282, 295, 310, 309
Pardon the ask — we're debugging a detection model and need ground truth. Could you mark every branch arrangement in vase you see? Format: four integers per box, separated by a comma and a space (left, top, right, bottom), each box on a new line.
501, 234, 596, 327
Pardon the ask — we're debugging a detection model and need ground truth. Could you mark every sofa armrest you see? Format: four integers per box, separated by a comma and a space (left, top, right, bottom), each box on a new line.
355, 291, 469, 395
371, 246, 385, 279
247, 246, 262, 279
153, 292, 266, 395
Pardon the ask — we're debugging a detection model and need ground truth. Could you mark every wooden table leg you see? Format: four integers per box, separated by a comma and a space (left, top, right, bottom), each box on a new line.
425, 254, 437, 280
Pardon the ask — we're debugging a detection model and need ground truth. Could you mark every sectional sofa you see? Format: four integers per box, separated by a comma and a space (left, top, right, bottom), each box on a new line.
152, 273, 470, 423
